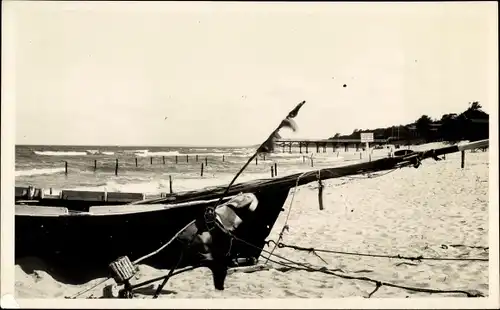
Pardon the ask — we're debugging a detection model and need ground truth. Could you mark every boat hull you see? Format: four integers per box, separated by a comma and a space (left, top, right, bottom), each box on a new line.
15, 188, 289, 284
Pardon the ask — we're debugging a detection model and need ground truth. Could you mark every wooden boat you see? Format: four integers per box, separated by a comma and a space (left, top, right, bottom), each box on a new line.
15, 139, 489, 285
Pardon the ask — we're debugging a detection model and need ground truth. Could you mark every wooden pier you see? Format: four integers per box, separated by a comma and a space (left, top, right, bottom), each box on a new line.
274, 138, 389, 153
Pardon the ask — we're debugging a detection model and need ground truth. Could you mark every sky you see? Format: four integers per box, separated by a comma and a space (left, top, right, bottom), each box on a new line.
4, 1, 498, 146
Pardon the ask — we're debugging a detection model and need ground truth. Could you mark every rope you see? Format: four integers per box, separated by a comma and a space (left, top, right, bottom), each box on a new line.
271, 241, 488, 262
264, 171, 308, 264
132, 219, 195, 265
216, 224, 484, 298
66, 277, 112, 299
66, 219, 196, 299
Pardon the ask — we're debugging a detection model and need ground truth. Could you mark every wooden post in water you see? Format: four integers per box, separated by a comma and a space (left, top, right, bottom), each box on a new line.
360, 153, 362, 160
311, 157, 314, 167
302, 156, 305, 163
196, 155, 199, 162
175, 155, 178, 164
186, 155, 189, 163
65, 161, 68, 175
169, 175, 173, 193
205, 157, 208, 166
135, 157, 138, 167
274, 163, 278, 176
263, 154, 266, 160
461, 151, 465, 169
94, 159, 97, 172
201, 163, 204, 177
150, 157, 153, 165
49, 188, 53, 195
271, 166, 274, 178
255, 156, 258, 165
162, 156, 165, 164
115, 159, 119, 176
222, 155, 225, 162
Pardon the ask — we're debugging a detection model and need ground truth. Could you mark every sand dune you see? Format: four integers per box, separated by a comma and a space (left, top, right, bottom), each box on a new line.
14, 149, 489, 299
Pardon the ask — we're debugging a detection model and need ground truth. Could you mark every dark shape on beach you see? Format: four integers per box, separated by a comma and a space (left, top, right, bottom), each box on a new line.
164, 117, 168, 120
343, 84, 347, 88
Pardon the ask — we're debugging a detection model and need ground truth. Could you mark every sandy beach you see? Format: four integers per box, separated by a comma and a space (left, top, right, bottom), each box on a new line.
14, 146, 490, 299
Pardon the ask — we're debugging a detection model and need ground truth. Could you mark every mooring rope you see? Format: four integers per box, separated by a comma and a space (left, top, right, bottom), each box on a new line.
132, 219, 196, 265
222, 228, 485, 298
67, 219, 197, 299
264, 171, 309, 264
267, 241, 488, 262
66, 277, 112, 299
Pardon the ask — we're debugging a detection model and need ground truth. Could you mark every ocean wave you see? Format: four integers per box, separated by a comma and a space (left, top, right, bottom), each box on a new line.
135, 151, 181, 157
15, 167, 66, 177
85, 150, 115, 156
123, 149, 149, 154
34, 151, 87, 156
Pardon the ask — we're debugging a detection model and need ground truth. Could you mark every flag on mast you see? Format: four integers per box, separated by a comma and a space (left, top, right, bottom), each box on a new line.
257, 100, 306, 153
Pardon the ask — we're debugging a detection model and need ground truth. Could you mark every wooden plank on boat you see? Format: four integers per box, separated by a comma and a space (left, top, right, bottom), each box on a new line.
16, 205, 69, 216
61, 190, 106, 202
106, 192, 145, 203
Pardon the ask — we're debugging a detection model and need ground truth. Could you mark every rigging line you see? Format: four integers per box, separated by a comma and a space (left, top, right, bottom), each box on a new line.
132, 219, 196, 265
274, 242, 488, 262
66, 277, 111, 299
68, 219, 197, 299
224, 228, 483, 297
264, 171, 308, 264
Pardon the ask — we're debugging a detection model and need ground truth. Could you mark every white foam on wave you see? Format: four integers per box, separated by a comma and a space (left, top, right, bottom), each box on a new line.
85, 150, 115, 156
34, 151, 87, 156
135, 150, 181, 157
124, 149, 149, 154
15, 167, 66, 177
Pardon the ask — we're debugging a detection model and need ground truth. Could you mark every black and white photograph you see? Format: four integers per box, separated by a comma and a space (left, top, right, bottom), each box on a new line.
1, 1, 498, 308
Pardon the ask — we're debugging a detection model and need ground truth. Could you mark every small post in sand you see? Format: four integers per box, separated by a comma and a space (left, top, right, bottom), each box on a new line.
186, 155, 189, 163
196, 155, 199, 162
169, 175, 173, 193
201, 163, 204, 177
115, 159, 119, 176
94, 159, 97, 172
222, 155, 225, 162
65, 161, 68, 175
205, 157, 208, 166
271, 166, 274, 178
461, 151, 465, 169
255, 156, 258, 165
150, 157, 153, 165
175, 155, 178, 164
135, 157, 138, 167
162, 156, 165, 164
311, 157, 314, 167
274, 162, 278, 176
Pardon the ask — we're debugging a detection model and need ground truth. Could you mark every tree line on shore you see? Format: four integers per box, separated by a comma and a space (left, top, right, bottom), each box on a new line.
329, 102, 489, 144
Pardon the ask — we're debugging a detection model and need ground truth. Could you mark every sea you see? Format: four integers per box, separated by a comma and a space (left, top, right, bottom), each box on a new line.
14, 144, 388, 195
